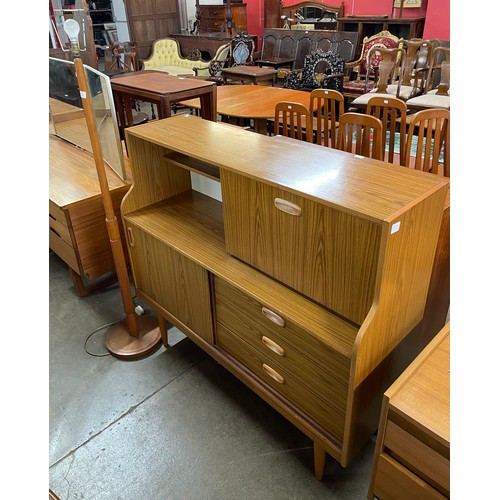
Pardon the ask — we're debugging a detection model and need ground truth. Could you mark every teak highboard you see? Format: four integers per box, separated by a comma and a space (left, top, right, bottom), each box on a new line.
121, 114, 449, 479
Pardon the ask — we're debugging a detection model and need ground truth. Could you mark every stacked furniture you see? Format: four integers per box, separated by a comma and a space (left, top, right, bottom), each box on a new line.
120, 114, 450, 479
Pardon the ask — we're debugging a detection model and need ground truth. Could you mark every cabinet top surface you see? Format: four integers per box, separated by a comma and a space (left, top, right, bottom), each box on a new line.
127, 114, 448, 221
388, 324, 450, 445
49, 134, 130, 208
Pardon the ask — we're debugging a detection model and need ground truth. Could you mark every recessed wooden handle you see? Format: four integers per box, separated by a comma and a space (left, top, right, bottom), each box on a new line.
261, 336, 285, 356
274, 198, 302, 216
262, 364, 285, 384
261, 307, 285, 327
127, 226, 135, 247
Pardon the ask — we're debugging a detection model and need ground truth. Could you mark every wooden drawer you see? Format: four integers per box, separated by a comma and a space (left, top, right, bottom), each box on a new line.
384, 419, 449, 494
217, 323, 345, 440
373, 453, 446, 500
49, 201, 72, 247
221, 171, 381, 325
214, 277, 350, 409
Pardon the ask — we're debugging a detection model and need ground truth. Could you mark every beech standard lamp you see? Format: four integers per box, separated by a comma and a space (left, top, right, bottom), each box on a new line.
63, 19, 162, 359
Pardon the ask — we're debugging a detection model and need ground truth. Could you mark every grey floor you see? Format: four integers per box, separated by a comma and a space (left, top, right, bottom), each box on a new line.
49, 250, 376, 500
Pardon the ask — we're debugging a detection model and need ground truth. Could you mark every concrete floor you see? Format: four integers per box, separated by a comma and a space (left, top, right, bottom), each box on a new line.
49, 251, 376, 500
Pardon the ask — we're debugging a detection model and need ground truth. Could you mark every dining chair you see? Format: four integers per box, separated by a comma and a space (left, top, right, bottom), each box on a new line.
335, 112, 384, 160
309, 88, 344, 148
366, 95, 407, 165
406, 47, 450, 111
273, 102, 313, 142
403, 108, 450, 177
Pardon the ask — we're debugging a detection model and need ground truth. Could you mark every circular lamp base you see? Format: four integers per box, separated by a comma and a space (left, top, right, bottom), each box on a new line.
105, 315, 162, 360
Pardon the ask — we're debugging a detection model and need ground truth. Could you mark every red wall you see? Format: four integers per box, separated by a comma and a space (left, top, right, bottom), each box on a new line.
422, 0, 449, 40
250, 0, 449, 42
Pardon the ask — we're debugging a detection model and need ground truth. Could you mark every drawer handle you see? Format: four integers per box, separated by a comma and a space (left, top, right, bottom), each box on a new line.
262, 364, 285, 384
261, 307, 285, 327
274, 198, 302, 216
127, 226, 135, 247
261, 336, 285, 356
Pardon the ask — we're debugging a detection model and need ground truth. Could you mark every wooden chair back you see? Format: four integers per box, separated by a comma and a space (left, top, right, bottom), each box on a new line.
112, 41, 141, 72
365, 46, 406, 97
229, 32, 256, 66
335, 112, 384, 160
366, 95, 407, 165
309, 88, 344, 148
427, 46, 450, 95
403, 108, 450, 177
274, 102, 313, 143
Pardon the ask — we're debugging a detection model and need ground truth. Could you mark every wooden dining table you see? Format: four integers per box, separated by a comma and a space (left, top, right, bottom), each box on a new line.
179, 84, 312, 134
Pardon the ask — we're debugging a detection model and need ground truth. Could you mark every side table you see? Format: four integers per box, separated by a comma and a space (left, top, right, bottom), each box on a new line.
222, 66, 278, 85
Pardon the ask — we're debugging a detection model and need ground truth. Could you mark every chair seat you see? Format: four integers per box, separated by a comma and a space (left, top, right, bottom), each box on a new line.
386, 84, 419, 101
342, 80, 375, 96
350, 91, 394, 107
406, 90, 450, 110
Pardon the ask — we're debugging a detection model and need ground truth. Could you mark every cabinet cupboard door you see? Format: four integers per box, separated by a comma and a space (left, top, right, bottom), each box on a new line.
221, 171, 381, 325
126, 222, 214, 345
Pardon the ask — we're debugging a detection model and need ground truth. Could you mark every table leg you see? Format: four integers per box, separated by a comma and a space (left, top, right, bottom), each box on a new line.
199, 87, 217, 122
253, 118, 269, 135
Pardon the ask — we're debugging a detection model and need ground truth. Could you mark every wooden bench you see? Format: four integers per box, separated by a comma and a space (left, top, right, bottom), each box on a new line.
254, 28, 358, 73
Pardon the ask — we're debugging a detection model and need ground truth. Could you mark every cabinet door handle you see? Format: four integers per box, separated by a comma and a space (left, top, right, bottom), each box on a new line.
127, 226, 135, 247
274, 198, 302, 216
261, 336, 285, 356
262, 364, 285, 384
261, 307, 285, 327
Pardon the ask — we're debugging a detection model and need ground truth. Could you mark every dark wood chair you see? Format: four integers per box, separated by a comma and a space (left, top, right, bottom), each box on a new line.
366, 95, 407, 165
309, 88, 345, 148
403, 108, 450, 177
335, 112, 384, 160
406, 47, 450, 111
349, 46, 406, 109
228, 32, 256, 66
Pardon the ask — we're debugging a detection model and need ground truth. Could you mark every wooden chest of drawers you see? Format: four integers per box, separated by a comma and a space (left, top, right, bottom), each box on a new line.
198, 4, 247, 33
49, 134, 130, 296
121, 115, 450, 480
368, 322, 450, 499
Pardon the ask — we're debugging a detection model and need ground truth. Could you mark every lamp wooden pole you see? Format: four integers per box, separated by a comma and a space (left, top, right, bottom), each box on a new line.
73, 56, 162, 360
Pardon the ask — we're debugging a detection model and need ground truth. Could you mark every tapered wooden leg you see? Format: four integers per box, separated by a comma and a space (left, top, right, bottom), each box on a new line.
314, 441, 326, 481
157, 313, 169, 348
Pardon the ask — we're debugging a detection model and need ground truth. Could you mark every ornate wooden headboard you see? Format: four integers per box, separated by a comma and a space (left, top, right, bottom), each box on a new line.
280, 1, 345, 29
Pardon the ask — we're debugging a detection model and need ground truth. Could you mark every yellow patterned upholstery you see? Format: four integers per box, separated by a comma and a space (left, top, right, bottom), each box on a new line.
142, 38, 199, 76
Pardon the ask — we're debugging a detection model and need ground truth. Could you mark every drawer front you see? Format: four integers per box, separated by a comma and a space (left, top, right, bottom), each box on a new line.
49, 201, 72, 247
49, 226, 79, 273
385, 419, 450, 494
215, 277, 350, 409
221, 171, 381, 325
217, 323, 345, 440
373, 453, 446, 500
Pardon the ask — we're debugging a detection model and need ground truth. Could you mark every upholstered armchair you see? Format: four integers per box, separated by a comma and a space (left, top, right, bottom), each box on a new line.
142, 37, 202, 76
342, 30, 400, 100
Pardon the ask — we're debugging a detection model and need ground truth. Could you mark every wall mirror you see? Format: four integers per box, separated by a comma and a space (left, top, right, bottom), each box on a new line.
49, 56, 125, 180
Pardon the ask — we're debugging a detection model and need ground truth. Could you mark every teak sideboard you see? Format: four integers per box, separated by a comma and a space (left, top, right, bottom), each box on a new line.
121, 114, 449, 478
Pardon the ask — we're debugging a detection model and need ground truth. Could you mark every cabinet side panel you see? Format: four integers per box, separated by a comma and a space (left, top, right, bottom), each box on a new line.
127, 223, 214, 345
222, 171, 380, 324
354, 185, 448, 386
122, 135, 192, 215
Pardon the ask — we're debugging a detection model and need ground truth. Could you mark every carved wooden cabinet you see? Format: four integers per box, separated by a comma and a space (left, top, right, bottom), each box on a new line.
121, 115, 449, 479
198, 3, 247, 33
